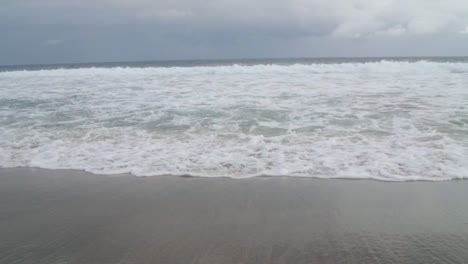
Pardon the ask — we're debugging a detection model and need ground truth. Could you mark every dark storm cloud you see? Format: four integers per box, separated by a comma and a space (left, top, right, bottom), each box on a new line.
1, 0, 468, 65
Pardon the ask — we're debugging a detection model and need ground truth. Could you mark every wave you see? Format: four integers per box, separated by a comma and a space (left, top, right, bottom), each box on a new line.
2, 60, 468, 76
1, 60, 467, 181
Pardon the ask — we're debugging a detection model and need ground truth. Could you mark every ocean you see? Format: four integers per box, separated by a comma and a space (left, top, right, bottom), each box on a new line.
1, 57, 467, 181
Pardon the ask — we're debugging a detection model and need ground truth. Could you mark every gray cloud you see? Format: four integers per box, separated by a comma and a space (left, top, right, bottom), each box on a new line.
1, 0, 468, 65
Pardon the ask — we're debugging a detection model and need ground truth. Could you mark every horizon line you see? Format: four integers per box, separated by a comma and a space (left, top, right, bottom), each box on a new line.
2, 55, 468, 68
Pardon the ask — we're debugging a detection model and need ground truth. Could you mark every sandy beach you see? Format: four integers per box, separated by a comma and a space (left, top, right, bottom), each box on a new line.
0, 168, 467, 263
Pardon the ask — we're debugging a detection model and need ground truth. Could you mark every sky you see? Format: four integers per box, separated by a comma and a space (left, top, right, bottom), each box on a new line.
1, 0, 468, 65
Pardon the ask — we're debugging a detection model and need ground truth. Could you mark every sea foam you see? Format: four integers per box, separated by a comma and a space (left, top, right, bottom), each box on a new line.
1, 60, 467, 181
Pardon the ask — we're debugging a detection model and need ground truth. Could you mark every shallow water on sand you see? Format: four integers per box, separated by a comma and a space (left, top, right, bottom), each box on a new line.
1, 168, 468, 264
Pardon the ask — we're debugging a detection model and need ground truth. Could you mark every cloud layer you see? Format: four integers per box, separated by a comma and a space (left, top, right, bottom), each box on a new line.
1, 0, 468, 64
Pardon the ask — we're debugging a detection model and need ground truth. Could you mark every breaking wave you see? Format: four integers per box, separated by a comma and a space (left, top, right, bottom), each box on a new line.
1, 60, 468, 181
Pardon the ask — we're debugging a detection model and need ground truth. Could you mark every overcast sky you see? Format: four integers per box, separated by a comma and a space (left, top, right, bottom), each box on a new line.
1, 0, 468, 65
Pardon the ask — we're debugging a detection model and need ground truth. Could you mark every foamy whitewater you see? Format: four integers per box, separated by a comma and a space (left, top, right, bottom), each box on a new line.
1, 59, 468, 181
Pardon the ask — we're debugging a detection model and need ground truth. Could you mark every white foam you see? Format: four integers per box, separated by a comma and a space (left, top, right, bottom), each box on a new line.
1, 61, 467, 181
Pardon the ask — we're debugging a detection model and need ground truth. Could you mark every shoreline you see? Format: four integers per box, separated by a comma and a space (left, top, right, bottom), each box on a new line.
2, 167, 465, 182
1, 168, 468, 263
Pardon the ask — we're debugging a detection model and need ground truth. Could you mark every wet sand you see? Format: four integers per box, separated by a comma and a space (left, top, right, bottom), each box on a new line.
1, 168, 468, 264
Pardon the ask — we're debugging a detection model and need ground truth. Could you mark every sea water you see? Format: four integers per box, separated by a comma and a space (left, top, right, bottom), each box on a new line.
1, 57, 467, 181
